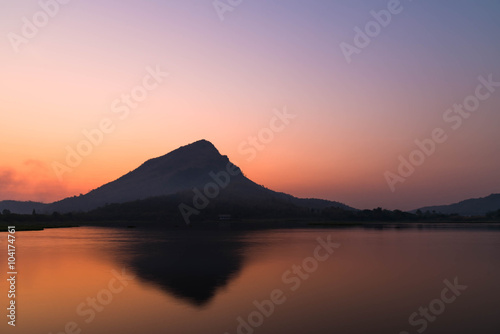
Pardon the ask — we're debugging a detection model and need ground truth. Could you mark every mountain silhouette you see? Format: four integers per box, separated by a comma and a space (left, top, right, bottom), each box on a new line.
0, 140, 352, 214
413, 193, 500, 216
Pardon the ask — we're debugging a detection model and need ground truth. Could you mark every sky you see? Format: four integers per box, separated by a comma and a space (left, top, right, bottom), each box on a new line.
1, 0, 500, 210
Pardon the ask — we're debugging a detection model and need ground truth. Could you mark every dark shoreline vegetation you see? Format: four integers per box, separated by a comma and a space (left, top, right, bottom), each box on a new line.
1, 197, 499, 231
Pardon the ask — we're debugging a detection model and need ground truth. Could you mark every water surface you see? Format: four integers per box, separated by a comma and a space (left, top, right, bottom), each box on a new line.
1, 226, 499, 334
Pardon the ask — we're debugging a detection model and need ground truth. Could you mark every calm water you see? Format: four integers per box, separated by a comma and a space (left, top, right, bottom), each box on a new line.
1, 226, 500, 334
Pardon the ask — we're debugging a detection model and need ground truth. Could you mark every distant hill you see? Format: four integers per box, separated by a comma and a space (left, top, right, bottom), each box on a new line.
413, 194, 500, 216
0, 140, 353, 215
0, 201, 49, 215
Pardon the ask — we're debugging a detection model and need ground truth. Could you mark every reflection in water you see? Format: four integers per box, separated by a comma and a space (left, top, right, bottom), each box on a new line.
119, 224, 500, 308
2, 225, 500, 334
122, 230, 248, 306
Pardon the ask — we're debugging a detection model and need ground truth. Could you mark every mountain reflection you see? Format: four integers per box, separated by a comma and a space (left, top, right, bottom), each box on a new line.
120, 228, 248, 306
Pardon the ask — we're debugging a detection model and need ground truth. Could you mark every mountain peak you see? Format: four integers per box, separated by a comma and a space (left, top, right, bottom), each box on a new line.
178, 139, 219, 154
190, 139, 215, 146
135, 139, 225, 174
158, 139, 223, 163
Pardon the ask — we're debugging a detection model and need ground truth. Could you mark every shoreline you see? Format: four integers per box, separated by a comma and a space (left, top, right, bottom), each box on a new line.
2, 219, 500, 232
0, 223, 80, 232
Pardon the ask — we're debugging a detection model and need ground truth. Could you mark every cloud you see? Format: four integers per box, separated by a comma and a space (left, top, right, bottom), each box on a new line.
0, 160, 81, 203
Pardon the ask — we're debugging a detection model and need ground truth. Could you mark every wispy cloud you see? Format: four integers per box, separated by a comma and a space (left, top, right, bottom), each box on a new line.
0, 160, 81, 203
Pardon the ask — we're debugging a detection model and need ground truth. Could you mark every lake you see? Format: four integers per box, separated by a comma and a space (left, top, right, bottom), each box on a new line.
1, 225, 499, 334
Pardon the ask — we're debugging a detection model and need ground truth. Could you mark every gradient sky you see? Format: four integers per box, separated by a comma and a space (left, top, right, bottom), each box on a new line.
1, 0, 500, 210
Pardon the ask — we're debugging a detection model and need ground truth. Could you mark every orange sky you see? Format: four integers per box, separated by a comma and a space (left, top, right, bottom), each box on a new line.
1, 1, 500, 210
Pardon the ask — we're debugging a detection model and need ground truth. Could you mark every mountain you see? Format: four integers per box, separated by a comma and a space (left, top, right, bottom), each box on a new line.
0, 140, 352, 215
413, 194, 500, 216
